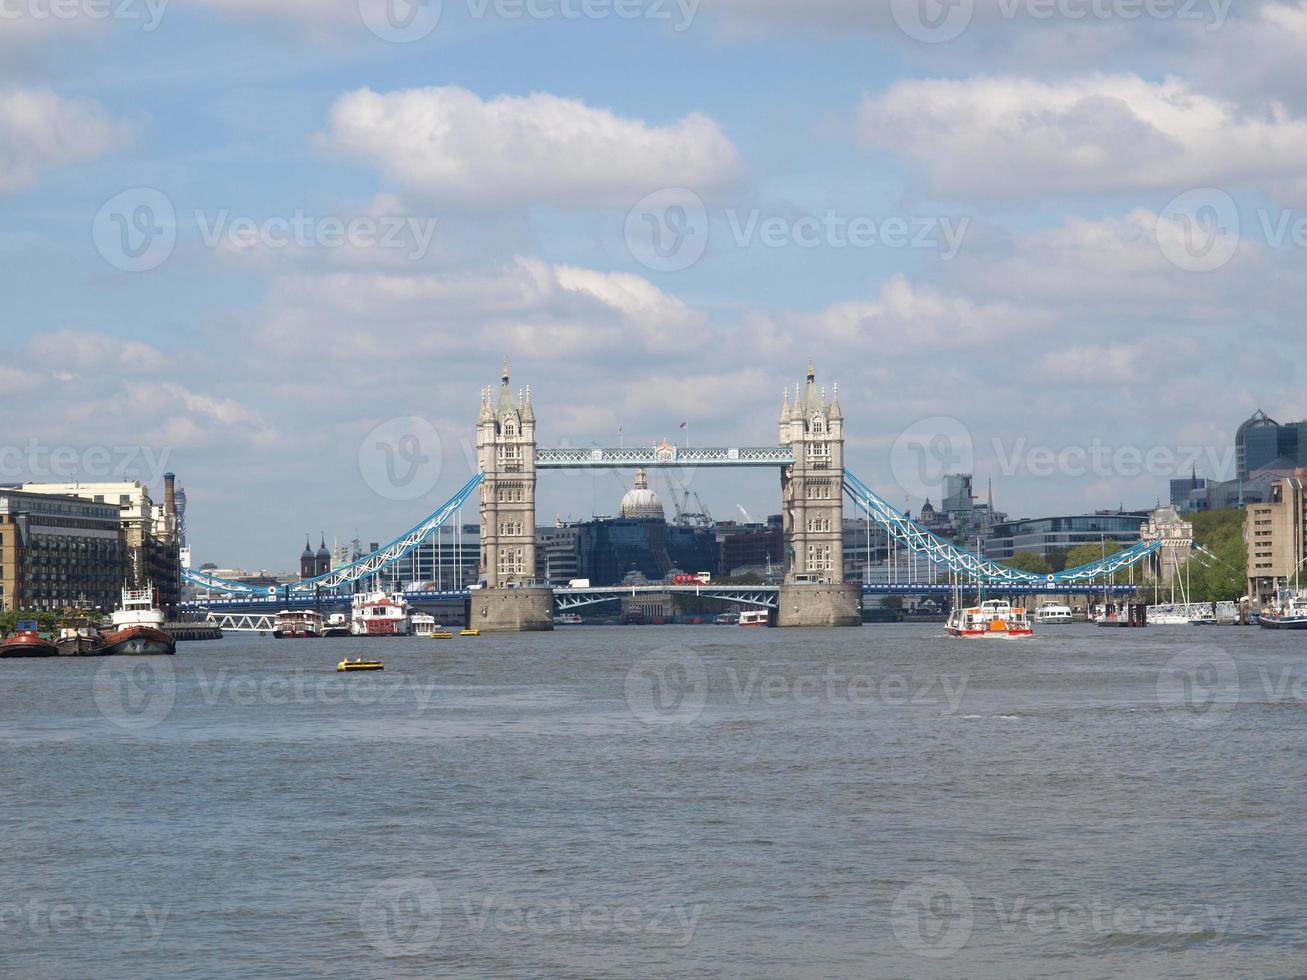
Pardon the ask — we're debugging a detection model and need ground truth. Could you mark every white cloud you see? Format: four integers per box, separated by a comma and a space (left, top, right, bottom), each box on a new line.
789, 273, 1049, 349
28, 331, 168, 374
324, 85, 741, 208
0, 88, 132, 192
857, 73, 1307, 197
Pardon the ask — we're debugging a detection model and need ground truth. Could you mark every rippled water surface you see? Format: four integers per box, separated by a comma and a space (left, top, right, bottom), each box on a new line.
2, 624, 1305, 978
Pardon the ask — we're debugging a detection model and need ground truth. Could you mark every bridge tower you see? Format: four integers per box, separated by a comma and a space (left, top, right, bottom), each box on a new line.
777, 360, 861, 627
474, 361, 553, 631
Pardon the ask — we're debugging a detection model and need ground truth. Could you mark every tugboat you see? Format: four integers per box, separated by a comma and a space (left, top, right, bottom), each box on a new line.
0, 620, 59, 658
101, 585, 177, 656
273, 609, 324, 639
945, 599, 1034, 638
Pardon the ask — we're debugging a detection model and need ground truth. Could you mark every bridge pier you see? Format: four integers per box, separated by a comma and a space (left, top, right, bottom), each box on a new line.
472, 587, 554, 633
776, 583, 862, 628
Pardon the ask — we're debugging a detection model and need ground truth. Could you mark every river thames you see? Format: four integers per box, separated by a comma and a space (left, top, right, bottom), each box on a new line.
1, 624, 1303, 977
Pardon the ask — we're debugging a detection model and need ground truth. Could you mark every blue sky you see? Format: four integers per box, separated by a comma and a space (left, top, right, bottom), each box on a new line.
3, 0, 1306, 568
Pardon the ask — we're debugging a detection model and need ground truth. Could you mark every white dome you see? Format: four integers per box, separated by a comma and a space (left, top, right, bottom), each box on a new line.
620, 469, 664, 520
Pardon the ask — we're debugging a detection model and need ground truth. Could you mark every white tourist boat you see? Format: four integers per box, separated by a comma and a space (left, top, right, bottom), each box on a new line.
946, 599, 1033, 638
410, 613, 440, 637
273, 609, 324, 639
350, 591, 411, 636
738, 610, 769, 627
1033, 602, 1074, 624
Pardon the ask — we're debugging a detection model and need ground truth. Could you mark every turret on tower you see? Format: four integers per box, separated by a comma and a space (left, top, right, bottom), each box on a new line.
777, 360, 860, 626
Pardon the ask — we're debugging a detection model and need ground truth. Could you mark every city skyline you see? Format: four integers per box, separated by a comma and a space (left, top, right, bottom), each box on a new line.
6, 4, 1307, 568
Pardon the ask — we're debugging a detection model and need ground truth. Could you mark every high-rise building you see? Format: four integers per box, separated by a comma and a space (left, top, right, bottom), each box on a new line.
1246, 471, 1307, 601
0, 489, 127, 613
20, 477, 182, 615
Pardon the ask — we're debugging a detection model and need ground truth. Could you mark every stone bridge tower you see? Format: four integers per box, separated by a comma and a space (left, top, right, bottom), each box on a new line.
777, 360, 861, 627
474, 361, 552, 630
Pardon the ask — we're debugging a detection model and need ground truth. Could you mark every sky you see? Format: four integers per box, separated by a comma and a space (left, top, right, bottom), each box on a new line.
3, 0, 1307, 570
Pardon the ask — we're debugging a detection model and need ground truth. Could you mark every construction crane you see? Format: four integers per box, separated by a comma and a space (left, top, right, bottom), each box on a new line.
662, 472, 713, 528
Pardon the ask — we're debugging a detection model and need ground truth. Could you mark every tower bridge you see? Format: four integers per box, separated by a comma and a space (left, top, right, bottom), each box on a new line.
182, 359, 1181, 631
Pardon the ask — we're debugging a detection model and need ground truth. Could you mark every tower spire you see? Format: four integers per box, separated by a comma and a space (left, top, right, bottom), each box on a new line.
807, 356, 815, 381
501, 357, 510, 384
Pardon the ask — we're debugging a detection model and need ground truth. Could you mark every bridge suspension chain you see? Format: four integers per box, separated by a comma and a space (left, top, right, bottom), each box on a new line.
842, 469, 1164, 586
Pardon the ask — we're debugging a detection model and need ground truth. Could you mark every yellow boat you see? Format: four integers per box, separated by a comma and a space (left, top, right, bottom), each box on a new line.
337, 658, 384, 671
431, 631, 454, 639
459, 628, 481, 637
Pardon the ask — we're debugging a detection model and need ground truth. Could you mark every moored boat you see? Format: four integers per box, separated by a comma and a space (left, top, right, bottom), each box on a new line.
411, 613, 440, 637
56, 608, 108, 655
738, 610, 769, 627
1033, 602, 1073, 625
946, 599, 1033, 638
101, 585, 176, 656
349, 591, 411, 636
0, 622, 59, 658
1258, 591, 1307, 629
273, 609, 324, 639
323, 613, 350, 638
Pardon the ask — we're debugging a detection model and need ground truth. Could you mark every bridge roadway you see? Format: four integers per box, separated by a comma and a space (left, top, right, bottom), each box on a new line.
182, 582, 1139, 617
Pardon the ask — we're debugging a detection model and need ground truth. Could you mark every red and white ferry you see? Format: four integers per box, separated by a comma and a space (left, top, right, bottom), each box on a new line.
945, 599, 1033, 639
349, 591, 411, 636
274, 609, 324, 639
101, 585, 177, 655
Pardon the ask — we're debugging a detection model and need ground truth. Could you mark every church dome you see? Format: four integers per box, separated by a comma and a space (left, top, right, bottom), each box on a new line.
620, 469, 664, 521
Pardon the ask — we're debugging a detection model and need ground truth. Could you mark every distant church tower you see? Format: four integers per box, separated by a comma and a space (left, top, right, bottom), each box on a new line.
315, 534, 331, 577
300, 536, 316, 581
477, 360, 537, 587
779, 359, 845, 584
